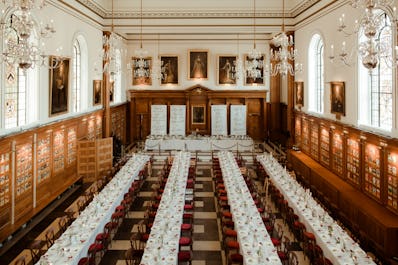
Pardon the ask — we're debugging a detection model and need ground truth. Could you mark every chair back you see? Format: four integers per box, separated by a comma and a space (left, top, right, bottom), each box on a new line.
289, 251, 299, 265
125, 247, 140, 265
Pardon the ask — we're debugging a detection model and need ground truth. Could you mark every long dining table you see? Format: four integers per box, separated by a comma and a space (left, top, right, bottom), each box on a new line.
36, 154, 150, 265
218, 151, 282, 265
257, 152, 376, 265
140, 151, 191, 265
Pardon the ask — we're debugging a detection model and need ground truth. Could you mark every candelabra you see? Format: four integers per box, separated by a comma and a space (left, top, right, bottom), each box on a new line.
245, 44, 263, 80
330, 0, 398, 70
0, 0, 58, 70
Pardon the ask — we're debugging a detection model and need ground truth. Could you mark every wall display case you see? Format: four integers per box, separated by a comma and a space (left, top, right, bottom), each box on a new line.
364, 143, 381, 199
295, 116, 301, 147
37, 132, 51, 183
67, 126, 77, 165
15, 143, 33, 197
387, 150, 398, 211
301, 119, 310, 153
53, 129, 65, 174
319, 126, 330, 166
332, 131, 343, 175
310, 122, 319, 161
346, 137, 360, 186
0, 148, 11, 207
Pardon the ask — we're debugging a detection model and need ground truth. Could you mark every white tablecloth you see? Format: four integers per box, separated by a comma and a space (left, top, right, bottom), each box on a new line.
145, 136, 253, 152
218, 151, 282, 265
257, 153, 376, 265
37, 154, 150, 265
140, 151, 191, 265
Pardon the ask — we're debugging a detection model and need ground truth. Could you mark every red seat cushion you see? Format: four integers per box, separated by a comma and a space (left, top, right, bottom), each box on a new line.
78, 258, 89, 265
179, 237, 192, 246
277, 251, 288, 260
230, 253, 243, 262
271, 238, 280, 246
184, 204, 194, 210
88, 243, 103, 252
183, 213, 193, 219
181, 223, 192, 230
219, 196, 228, 201
178, 251, 191, 261
226, 240, 239, 249
222, 211, 233, 218
224, 229, 237, 237
303, 231, 315, 240
115, 205, 124, 211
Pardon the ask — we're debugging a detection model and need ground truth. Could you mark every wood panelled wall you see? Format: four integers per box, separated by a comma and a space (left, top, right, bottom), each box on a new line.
128, 85, 267, 141
0, 103, 128, 243
291, 111, 398, 261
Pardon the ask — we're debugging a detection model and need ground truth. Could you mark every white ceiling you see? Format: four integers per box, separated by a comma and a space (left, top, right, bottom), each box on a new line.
75, 0, 332, 40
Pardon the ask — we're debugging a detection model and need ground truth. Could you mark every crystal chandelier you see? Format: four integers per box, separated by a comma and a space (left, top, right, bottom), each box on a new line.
245, 0, 263, 81
96, 0, 122, 80
267, 0, 301, 76
133, 0, 150, 79
0, 0, 58, 70
329, 0, 398, 71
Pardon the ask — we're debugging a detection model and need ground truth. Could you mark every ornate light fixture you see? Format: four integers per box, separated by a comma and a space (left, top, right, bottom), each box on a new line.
96, 0, 122, 80
133, 0, 150, 79
329, 0, 398, 71
0, 0, 58, 70
245, 0, 263, 81
267, 0, 301, 76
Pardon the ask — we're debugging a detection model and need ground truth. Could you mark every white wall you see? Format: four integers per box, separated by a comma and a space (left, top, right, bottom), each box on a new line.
294, 2, 362, 128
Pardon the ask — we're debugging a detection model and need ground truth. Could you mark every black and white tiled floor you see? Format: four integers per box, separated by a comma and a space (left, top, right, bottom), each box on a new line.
99, 157, 310, 265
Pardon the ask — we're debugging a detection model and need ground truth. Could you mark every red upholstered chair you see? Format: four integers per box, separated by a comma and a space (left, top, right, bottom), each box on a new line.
277, 236, 290, 265
88, 242, 104, 265
179, 236, 193, 250
96, 232, 111, 251
303, 231, 316, 262
181, 223, 193, 236
178, 250, 193, 265
78, 257, 90, 265
227, 253, 243, 265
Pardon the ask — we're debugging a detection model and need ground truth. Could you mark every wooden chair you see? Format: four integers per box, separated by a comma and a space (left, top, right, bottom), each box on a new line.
45, 227, 56, 249
29, 240, 46, 263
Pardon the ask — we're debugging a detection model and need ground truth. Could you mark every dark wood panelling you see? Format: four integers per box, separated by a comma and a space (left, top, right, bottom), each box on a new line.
128, 85, 267, 141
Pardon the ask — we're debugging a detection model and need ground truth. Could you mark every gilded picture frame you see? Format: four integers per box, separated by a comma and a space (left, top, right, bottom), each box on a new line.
217, 55, 237, 85
160, 55, 179, 85
93, 80, 102, 106
331, 81, 345, 116
132, 56, 152, 86
191, 105, 206, 125
244, 54, 264, 85
188, 50, 208, 80
49, 56, 70, 116
295, 81, 304, 108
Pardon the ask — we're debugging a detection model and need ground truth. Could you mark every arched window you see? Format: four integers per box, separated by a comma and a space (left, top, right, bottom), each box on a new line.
358, 12, 393, 131
2, 13, 37, 129
308, 34, 324, 113
72, 40, 81, 112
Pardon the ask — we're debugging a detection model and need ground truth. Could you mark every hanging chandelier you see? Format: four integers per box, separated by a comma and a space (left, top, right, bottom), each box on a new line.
267, 0, 301, 76
133, 0, 150, 79
0, 0, 58, 70
245, 0, 263, 81
330, 0, 398, 71
96, 0, 122, 80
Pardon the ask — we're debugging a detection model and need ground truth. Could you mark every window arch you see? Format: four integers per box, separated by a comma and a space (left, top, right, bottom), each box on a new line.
358, 11, 393, 131
72, 39, 81, 112
308, 34, 324, 113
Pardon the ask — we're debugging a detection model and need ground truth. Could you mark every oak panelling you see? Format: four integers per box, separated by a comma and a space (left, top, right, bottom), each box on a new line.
0, 140, 12, 230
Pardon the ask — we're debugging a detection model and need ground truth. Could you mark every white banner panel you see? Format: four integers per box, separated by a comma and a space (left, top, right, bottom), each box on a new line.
169, 105, 186, 136
211, 105, 227, 136
230, 105, 247, 135
150, 105, 167, 135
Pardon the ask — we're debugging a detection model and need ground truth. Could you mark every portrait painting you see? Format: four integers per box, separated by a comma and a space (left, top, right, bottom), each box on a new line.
192, 105, 206, 124
188, 50, 208, 79
217, 55, 237, 85
49, 56, 70, 116
295, 81, 304, 108
93, 80, 102, 106
244, 54, 264, 85
132, 56, 152, 86
331, 81, 345, 116
160, 55, 179, 85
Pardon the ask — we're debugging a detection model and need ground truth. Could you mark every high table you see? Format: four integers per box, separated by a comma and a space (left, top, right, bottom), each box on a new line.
145, 135, 254, 152
218, 151, 282, 265
257, 153, 376, 265
36, 154, 150, 265
140, 151, 191, 265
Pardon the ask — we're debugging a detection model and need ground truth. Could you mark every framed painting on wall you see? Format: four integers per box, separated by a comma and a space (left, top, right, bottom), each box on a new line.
93, 80, 102, 106
244, 54, 264, 85
132, 56, 152, 85
295, 81, 304, 108
49, 56, 70, 116
160, 55, 179, 85
188, 50, 208, 79
191, 105, 206, 125
330, 81, 345, 116
217, 55, 237, 85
